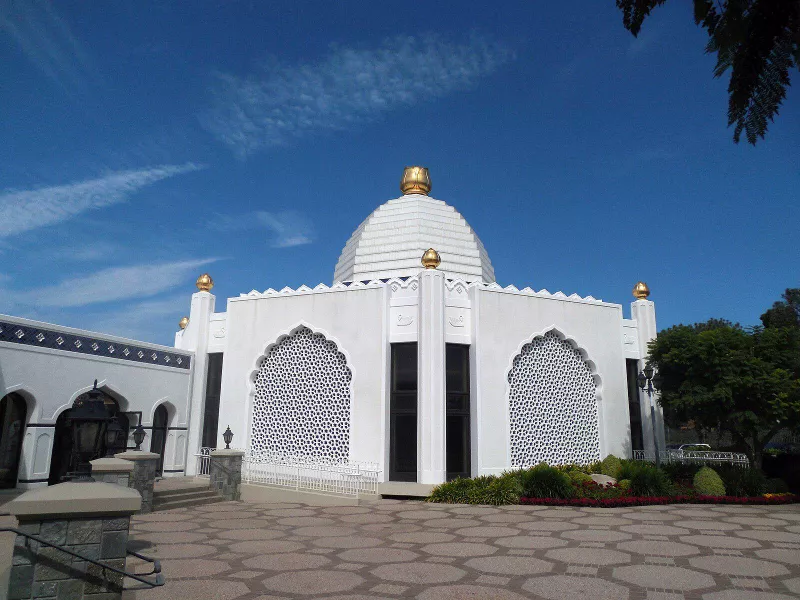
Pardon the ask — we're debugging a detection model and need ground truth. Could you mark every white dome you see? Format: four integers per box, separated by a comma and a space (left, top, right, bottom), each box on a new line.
334, 194, 495, 284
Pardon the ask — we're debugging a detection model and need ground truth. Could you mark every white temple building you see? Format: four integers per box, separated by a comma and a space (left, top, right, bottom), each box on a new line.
176, 166, 665, 485
0, 166, 665, 490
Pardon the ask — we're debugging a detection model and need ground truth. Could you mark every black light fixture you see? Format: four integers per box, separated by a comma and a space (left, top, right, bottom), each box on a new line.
104, 419, 126, 456
637, 371, 647, 390
68, 380, 112, 480
638, 366, 661, 467
132, 423, 147, 451
223, 426, 233, 450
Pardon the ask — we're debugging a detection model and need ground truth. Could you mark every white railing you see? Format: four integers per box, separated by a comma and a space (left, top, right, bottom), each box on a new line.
195, 447, 213, 477
242, 450, 379, 498
633, 449, 750, 467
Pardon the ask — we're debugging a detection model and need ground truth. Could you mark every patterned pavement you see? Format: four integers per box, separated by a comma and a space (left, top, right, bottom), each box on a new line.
123, 499, 800, 600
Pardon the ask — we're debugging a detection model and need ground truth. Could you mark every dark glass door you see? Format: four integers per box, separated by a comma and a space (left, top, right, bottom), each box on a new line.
390, 343, 417, 481
150, 405, 168, 476
202, 353, 224, 449
446, 344, 471, 480
0, 394, 26, 489
626, 359, 644, 451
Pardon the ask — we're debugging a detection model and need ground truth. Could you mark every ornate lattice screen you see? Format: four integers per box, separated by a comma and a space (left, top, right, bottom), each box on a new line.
508, 331, 599, 466
251, 326, 352, 460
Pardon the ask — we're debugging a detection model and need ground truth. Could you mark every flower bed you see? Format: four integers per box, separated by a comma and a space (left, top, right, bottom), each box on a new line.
426, 458, 797, 507
520, 493, 799, 508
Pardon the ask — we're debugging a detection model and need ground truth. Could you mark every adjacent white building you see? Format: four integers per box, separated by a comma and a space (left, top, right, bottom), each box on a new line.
0, 315, 193, 489
0, 166, 665, 490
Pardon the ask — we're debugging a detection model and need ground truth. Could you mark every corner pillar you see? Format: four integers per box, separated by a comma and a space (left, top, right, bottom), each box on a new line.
90, 458, 134, 487
209, 450, 244, 501
178, 289, 216, 475
6, 482, 141, 600
115, 451, 160, 513
631, 298, 666, 456
417, 269, 446, 484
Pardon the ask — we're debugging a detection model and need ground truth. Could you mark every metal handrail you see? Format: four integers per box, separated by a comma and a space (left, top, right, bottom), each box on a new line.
0, 527, 164, 589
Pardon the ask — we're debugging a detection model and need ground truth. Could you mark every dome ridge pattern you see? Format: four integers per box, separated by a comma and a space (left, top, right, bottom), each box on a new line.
334, 195, 495, 283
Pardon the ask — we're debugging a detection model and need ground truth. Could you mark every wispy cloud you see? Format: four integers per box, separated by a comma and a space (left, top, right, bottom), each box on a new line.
85, 295, 190, 343
201, 33, 515, 156
2, 259, 216, 308
214, 210, 314, 247
0, 163, 202, 239
0, 0, 93, 90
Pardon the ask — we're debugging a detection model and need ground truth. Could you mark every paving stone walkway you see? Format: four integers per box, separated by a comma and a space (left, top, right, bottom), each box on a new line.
123, 499, 800, 600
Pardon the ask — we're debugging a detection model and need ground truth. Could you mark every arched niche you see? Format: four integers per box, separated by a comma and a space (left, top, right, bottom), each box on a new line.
250, 325, 353, 461
507, 329, 601, 467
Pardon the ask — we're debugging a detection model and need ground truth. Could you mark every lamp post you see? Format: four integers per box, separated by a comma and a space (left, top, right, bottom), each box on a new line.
104, 419, 126, 456
223, 426, 233, 450
132, 423, 147, 451
68, 380, 114, 481
637, 365, 662, 467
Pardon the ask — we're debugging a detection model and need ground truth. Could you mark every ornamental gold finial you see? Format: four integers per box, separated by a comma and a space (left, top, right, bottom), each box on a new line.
633, 281, 650, 300
196, 273, 214, 292
178, 316, 189, 330
400, 166, 431, 195
421, 248, 441, 269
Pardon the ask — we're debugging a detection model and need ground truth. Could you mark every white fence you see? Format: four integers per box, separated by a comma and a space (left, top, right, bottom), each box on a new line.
196, 447, 212, 477
633, 449, 750, 468
242, 451, 380, 498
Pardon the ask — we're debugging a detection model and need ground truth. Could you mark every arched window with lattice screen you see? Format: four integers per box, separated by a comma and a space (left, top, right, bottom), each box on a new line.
251, 326, 352, 461
507, 331, 599, 466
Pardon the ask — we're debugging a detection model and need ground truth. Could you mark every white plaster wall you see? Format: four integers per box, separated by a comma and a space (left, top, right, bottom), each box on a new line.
0, 315, 193, 487
218, 287, 387, 473
472, 289, 632, 475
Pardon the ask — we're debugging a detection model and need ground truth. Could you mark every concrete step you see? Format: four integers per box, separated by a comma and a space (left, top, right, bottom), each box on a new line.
153, 493, 226, 511
152, 487, 224, 511
153, 483, 213, 499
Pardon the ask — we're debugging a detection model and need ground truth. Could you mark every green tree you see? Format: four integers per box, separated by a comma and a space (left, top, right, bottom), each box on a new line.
648, 318, 800, 468
761, 288, 800, 329
616, 0, 800, 144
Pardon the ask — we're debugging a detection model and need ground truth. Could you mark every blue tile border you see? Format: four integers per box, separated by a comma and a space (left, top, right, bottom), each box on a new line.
0, 319, 191, 370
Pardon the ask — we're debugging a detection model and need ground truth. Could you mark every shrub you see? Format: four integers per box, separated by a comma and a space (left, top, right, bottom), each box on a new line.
556, 463, 597, 476
519, 463, 575, 499
661, 462, 702, 484
470, 474, 522, 505
618, 479, 631, 491
428, 477, 474, 504
693, 467, 726, 496
629, 465, 672, 497
566, 471, 593, 486
617, 459, 646, 481
765, 478, 790, 494
586, 460, 603, 474
715, 466, 766, 497
600, 455, 622, 479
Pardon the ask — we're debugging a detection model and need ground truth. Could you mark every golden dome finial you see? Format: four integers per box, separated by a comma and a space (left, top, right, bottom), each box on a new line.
196, 273, 214, 292
421, 248, 441, 269
400, 166, 431, 195
178, 316, 189, 330
633, 281, 650, 300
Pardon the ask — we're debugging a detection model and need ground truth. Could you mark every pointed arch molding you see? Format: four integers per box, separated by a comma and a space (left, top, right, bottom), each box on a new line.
247, 322, 354, 461
505, 326, 602, 467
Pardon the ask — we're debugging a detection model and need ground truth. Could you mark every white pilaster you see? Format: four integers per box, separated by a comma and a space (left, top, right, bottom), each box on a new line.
181, 290, 215, 475
631, 298, 666, 456
417, 269, 446, 484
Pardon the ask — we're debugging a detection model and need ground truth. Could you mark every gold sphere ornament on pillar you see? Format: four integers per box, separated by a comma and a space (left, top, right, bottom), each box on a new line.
178, 316, 189, 330
421, 248, 441, 269
400, 166, 431, 195
196, 273, 214, 292
633, 281, 650, 300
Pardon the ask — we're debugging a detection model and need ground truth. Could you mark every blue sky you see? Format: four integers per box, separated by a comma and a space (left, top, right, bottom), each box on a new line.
0, 1, 797, 345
